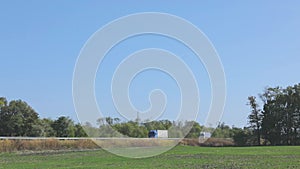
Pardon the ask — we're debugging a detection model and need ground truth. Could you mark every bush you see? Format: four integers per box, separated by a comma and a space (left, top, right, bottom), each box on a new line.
0, 139, 98, 152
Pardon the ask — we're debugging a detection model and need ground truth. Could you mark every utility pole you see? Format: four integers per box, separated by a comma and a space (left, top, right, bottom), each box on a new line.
136, 111, 141, 125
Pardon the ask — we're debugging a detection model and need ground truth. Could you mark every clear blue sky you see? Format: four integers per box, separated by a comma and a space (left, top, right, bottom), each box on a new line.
1, 1, 300, 127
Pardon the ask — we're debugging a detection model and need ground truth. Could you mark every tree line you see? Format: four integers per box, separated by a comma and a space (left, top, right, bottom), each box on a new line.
213, 83, 300, 146
0, 97, 205, 138
0, 83, 299, 146
245, 83, 300, 145
83, 117, 206, 138
0, 98, 87, 137
0, 97, 204, 138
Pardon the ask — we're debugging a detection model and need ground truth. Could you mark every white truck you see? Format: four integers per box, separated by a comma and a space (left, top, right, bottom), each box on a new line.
199, 131, 211, 139
148, 130, 168, 138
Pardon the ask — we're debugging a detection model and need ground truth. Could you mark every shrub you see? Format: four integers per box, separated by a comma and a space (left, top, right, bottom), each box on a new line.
0, 139, 99, 152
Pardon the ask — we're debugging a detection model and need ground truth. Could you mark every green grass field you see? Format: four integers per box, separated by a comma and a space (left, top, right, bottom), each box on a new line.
0, 146, 300, 169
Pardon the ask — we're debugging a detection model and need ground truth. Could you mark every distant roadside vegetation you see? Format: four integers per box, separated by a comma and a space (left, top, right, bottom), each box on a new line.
0, 83, 299, 146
